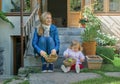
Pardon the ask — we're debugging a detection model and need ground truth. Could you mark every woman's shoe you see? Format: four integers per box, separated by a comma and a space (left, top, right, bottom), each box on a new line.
48, 63, 54, 72
42, 63, 47, 72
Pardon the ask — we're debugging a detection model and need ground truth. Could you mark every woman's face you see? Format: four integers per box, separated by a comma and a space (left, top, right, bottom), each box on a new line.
44, 14, 52, 26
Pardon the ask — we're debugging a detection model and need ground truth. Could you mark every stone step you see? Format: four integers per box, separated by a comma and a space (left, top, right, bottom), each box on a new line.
24, 56, 87, 69
58, 28, 84, 35
59, 35, 82, 43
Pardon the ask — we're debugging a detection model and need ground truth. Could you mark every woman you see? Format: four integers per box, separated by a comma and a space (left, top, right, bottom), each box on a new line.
32, 12, 60, 72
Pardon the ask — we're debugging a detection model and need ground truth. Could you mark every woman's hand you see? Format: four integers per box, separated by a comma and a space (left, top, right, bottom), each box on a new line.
40, 50, 47, 58
51, 49, 56, 55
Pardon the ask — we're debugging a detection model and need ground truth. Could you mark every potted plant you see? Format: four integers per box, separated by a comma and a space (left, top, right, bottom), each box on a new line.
79, 18, 88, 28
81, 7, 101, 55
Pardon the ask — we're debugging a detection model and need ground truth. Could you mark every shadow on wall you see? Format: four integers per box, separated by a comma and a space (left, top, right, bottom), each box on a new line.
0, 47, 4, 75
52, 17, 66, 27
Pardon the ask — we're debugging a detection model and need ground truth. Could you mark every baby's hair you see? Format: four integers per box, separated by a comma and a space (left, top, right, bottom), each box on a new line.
69, 40, 83, 51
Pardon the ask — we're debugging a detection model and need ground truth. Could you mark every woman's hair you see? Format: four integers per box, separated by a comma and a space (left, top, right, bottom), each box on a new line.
69, 40, 83, 51
38, 12, 52, 36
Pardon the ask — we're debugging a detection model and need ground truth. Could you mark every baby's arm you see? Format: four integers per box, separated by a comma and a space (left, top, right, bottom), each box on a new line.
79, 52, 85, 62
63, 48, 69, 58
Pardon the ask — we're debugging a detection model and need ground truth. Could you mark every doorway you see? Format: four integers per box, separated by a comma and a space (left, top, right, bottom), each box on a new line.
47, 0, 67, 27
13, 36, 25, 75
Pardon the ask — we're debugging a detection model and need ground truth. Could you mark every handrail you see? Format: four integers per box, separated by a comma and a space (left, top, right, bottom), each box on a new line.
23, 5, 40, 57
24, 6, 38, 27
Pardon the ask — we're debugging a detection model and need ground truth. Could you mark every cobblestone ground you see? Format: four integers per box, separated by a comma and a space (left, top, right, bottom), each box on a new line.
1, 72, 120, 84
29, 72, 101, 84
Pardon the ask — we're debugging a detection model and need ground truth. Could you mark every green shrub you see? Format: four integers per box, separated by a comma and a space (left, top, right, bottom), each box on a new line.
96, 46, 115, 64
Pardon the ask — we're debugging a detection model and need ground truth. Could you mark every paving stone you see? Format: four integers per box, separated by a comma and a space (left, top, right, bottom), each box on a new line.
29, 72, 100, 84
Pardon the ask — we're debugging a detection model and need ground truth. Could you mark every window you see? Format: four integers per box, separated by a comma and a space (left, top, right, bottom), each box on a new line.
93, 0, 120, 15
1, 0, 31, 14
109, 0, 120, 12
70, 0, 81, 12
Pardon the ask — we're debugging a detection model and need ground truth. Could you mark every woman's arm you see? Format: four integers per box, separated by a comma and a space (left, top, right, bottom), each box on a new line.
32, 28, 41, 55
54, 27, 60, 52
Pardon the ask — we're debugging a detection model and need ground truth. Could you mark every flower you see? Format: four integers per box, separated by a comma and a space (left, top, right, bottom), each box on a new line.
79, 18, 88, 24
96, 31, 119, 46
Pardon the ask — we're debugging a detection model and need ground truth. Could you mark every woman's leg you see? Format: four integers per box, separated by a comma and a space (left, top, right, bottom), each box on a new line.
38, 36, 48, 63
46, 37, 55, 55
38, 36, 47, 72
46, 37, 55, 72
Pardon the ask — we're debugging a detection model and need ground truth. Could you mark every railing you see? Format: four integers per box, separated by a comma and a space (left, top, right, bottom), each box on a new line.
23, 5, 39, 57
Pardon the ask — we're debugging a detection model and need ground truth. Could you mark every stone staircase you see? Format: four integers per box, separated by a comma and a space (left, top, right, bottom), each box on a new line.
24, 28, 85, 68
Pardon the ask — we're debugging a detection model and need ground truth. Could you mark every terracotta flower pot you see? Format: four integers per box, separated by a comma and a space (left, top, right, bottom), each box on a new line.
82, 41, 97, 56
81, 24, 86, 28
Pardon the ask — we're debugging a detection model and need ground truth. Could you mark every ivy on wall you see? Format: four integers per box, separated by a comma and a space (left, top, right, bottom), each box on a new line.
0, 11, 14, 28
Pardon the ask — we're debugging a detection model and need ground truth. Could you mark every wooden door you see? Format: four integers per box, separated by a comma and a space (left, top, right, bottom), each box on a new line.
67, 0, 85, 27
13, 37, 21, 75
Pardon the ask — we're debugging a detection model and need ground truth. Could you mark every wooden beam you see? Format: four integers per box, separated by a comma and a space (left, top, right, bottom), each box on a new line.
104, 0, 109, 13
20, 0, 24, 67
0, 0, 2, 10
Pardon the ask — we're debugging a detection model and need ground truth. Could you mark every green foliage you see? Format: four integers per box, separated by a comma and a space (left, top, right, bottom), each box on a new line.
113, 57, 120, 67
24, 0, 31, 13
96, 46, 115, 64
96, 31, 119, 46
19, 80, 29, 84
73, 76, 120, 84
79, 18, 88, 24
81, 7, 101, 42
0, 11, 14, 28
3, 76, 19, 84
94, 0, 104, 11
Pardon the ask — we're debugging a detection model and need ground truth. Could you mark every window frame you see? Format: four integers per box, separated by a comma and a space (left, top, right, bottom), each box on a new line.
0, 0, 32, 16
92, 0, 120, 15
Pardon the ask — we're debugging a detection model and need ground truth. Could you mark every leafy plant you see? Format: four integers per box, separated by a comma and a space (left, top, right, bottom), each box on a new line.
0, 11, 14, 28
79, 18, 88, 24
96, 46, 115, 64
81, 7, 101, 42
96, 31, 119, 46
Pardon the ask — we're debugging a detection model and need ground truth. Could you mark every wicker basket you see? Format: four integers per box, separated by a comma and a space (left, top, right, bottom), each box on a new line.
86, 55, 103, 69
45, 54, 58, 63
63, 58, 76, 67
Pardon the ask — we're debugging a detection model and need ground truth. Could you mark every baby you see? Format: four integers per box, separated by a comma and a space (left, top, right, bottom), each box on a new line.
61, 40, 85, 73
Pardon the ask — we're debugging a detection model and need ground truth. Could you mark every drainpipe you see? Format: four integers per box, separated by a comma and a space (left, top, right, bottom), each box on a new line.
20, 0, 24, 67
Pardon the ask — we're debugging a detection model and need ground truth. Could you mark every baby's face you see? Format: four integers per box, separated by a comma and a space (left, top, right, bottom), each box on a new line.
71, 46, 79, 52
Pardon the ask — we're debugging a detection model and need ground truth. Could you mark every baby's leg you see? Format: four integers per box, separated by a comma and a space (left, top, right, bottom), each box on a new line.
75, 64, 80, 73
67, 67, 71, 72
61, 65, 69, 73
